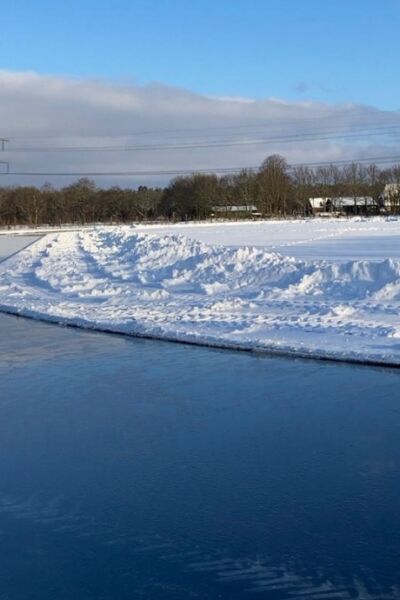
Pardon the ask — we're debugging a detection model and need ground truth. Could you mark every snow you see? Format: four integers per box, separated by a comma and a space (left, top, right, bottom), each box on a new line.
1, 218, 400, 365
133, 217, 400, 261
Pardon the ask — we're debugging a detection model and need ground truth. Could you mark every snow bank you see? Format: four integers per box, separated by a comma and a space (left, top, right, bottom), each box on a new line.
1, 226, 400, 365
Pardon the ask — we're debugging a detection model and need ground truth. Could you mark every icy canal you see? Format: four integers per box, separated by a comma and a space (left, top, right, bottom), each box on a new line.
1, 312, 400, 599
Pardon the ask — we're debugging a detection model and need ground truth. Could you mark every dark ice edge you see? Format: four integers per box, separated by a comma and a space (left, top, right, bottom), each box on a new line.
1, 306, 400, 371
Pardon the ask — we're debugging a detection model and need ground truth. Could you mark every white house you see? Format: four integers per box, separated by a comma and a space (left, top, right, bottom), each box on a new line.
309, 197, 329, 211
381, 184, 400, 211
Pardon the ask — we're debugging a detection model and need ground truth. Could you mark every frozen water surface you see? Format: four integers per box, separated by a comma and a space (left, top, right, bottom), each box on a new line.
0, 312, 400, 599
0, 235, 39, 260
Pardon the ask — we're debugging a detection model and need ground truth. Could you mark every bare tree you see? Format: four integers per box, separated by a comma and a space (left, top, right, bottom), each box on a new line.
258, 155, 292, 216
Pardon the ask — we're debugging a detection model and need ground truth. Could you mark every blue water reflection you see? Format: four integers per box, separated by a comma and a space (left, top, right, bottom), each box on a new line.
0, 314, 400, 599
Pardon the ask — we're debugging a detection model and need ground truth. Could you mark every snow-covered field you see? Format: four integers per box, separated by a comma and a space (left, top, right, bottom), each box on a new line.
1, 218, 400, 365
134, 218, 400, 261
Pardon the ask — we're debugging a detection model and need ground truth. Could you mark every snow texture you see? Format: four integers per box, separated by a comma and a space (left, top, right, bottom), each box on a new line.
1, 219, 400, 365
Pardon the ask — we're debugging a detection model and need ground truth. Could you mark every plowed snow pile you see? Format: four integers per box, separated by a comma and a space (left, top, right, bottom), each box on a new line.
1, 225, 400, 364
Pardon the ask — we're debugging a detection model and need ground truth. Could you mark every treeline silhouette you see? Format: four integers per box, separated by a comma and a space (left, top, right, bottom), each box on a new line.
1, 155, 399, 226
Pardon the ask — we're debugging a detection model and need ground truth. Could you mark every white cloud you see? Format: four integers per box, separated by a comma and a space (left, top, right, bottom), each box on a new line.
0, 70, 399, 187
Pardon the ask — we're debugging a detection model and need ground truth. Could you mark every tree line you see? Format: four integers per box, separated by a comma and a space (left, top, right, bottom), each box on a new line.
1, 155, 400, 227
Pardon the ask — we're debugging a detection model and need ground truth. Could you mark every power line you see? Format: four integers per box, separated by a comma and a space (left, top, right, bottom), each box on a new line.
0, 167, 245, 177
290, 155, 400, 168
4, 124, 400, 153
0, 153, 400, 178
4, 112, 400, 140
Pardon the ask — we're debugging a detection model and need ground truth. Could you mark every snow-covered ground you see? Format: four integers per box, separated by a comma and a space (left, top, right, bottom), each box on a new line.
1, 218, 400, 365
134, 218, 400, 261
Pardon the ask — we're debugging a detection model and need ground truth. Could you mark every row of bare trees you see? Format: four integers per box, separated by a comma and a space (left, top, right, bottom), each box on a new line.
0, 156, 399, 226
0, 181, 163, 227
161, 156, 400, 219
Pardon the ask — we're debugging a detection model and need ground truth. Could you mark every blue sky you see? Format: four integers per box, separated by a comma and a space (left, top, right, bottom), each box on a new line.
1, 0, 399, 109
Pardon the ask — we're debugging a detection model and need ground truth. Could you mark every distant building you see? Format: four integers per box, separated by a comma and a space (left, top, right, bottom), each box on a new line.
211, 205, 262, 218
309, 196, 379, 216
309, 197, 330, 212
331, 197, 378, 215
381, 184, 400, 212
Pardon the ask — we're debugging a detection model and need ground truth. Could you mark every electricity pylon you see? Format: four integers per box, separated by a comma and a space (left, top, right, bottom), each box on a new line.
0, 138, 9, 172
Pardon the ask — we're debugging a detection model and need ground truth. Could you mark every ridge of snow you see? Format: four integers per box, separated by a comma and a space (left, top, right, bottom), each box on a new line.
1, 226, 400, 365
